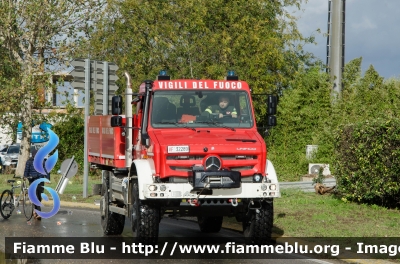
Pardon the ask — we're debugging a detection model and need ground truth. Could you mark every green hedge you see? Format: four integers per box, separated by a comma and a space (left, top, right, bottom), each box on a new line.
52, 111, 84, 174
267, 58, 400, 183
334, 119, 400, 207
266, 66, 333, 181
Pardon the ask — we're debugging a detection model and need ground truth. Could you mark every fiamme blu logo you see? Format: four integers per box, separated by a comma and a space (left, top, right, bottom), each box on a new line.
28, 127, 61, 219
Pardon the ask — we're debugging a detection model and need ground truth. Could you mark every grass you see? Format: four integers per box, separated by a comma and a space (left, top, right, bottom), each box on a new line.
223, 188, 400, 240
2, 174, 399, 238
272, 188, 400, 237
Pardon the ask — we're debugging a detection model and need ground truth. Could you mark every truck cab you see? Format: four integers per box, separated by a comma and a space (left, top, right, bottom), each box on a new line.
89, 71, 279, 245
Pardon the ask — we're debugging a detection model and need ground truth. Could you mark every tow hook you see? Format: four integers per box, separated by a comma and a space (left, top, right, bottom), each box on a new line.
188, 198, 200, 207
248, 199, 262, 210
229, 198, 238, 207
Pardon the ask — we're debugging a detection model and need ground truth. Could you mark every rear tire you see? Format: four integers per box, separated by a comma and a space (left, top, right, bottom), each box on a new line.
0, 190, 13, 219
100, 174, 125, 235
130, 180, 160, 244
23, 190, 34, 221
243, 200, 274, 245
197, 216, 223, 233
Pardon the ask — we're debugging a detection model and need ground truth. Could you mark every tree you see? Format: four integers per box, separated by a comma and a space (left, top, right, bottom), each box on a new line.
266, 66, 332, 180
76, 0, 314, 123
0, 1, 104, 176
51, 106, 84, 173
342, 57, 362, 90
267, 56, 400, 180
0, 44, 21, 143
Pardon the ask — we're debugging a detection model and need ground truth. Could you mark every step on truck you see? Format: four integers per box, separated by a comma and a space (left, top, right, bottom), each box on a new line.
89, 71, 280, 244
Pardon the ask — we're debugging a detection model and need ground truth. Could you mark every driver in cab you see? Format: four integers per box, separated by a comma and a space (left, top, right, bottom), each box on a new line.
204, 95, 237, 118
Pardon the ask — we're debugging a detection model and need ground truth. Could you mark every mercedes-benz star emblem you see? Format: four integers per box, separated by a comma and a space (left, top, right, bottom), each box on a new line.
205, 156, 221, 171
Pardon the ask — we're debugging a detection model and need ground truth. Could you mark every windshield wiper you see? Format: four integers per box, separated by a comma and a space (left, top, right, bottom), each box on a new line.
155, 121, 197, 131
196, 121, 236, 131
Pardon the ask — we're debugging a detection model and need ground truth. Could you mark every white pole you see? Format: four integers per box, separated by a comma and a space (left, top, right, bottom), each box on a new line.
329, 0, 344, 100
83, 59, 91, 198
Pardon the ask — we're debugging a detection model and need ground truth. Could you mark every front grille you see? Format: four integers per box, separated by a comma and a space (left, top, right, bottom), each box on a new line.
167, 155, 258, 173
220, 155, 258, 160
231, 166, 254, 171
167, 155, 257, 161
169, 166, 192, 172
167, 155, 205, 160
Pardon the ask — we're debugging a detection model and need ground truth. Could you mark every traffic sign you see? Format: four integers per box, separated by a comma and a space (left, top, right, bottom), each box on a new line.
95, 62, 119, 94
60, 158, 79, 178
69, 59, 120, 115
69, 59, 119, 94
69, 59, 86, 90
94, 93, 117, 115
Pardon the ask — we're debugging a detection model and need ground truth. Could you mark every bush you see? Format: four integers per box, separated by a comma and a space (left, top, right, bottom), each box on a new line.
267, 58, 400, 183
334, 119, 400, 207
52, 110, 84, 173
266, 66, 333, 181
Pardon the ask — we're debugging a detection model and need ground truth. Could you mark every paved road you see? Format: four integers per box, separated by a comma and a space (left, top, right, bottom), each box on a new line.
0, 205, 345, 264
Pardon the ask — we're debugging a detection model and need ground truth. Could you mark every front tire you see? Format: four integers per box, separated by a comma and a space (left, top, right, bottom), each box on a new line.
100, 174, 125, 235
243, 200, 274, 245
130, 180, 160, 244
197, 216, 223, 233
0, 190, 14, 219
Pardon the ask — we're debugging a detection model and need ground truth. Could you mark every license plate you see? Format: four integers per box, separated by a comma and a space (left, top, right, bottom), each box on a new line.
168, 146, 189, 153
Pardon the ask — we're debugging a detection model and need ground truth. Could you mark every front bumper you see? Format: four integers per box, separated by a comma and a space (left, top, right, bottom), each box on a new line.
3, 161, 17, 166
142, 182, 280, 199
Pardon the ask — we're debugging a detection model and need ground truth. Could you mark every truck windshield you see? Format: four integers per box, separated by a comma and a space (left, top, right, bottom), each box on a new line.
151, 91, 254, 129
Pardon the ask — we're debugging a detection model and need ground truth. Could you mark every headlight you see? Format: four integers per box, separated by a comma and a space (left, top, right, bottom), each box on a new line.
148, 185, 157, 191
253, 173, 263, 183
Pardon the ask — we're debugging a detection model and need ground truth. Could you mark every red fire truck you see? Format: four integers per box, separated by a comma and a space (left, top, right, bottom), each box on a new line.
89, 71, 279, 244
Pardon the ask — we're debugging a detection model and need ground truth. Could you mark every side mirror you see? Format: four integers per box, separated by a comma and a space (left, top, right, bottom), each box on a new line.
141, 133, 150, 147
112, 96, 123, 115
267, 115, 276, 127
111, 116, 122, 127
267, 95, 277, 115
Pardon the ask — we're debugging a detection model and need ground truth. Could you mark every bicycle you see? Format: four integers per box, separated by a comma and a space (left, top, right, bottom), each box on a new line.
0, 176, 34, 220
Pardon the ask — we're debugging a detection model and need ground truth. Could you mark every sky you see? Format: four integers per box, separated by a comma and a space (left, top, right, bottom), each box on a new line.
57, 0, 400, 107
289, 0, 400, 79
